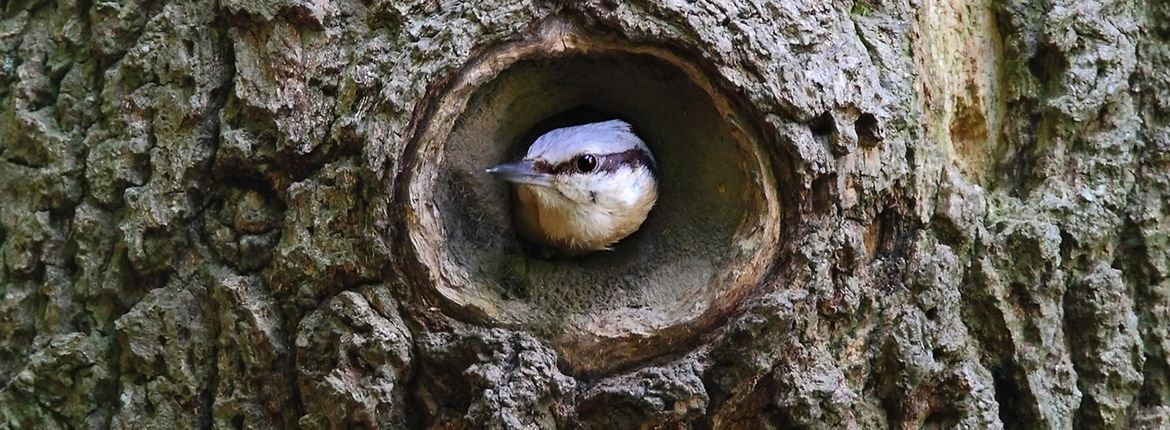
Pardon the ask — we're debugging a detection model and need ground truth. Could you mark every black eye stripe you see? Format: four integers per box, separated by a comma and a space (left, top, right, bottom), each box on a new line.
539, 149, 656, 175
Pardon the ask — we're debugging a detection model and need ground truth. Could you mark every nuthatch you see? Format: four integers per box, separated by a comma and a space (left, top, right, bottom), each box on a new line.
487, 119, 659, 255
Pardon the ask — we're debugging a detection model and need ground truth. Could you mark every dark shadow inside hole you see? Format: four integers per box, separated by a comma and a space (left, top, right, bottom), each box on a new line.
512, 105, 620, 155
809, 111, 836, 141
855, 112, 881, 147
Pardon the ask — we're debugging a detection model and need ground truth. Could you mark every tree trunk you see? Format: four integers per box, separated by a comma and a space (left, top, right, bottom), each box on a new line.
1, 0, 1167, 428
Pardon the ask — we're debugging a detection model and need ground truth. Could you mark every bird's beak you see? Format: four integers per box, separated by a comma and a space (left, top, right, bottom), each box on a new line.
485, 160, 553, 187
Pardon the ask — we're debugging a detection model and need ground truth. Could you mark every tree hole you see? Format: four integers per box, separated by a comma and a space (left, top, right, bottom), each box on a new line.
398, 24, 785, 375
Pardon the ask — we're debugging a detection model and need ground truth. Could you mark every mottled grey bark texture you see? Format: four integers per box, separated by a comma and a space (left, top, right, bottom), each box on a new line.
0, 0, 1167, 428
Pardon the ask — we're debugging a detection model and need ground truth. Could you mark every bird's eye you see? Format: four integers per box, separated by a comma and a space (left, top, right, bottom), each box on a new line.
576, 154, 597, 173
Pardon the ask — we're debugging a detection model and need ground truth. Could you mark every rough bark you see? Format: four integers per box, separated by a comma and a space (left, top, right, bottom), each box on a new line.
0, 0, 1167, 429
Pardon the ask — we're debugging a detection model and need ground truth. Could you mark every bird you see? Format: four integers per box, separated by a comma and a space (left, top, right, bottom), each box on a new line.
486, 119, 659, 255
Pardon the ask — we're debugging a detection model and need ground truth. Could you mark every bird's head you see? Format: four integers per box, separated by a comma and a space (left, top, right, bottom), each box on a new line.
486, 119, 659, 253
